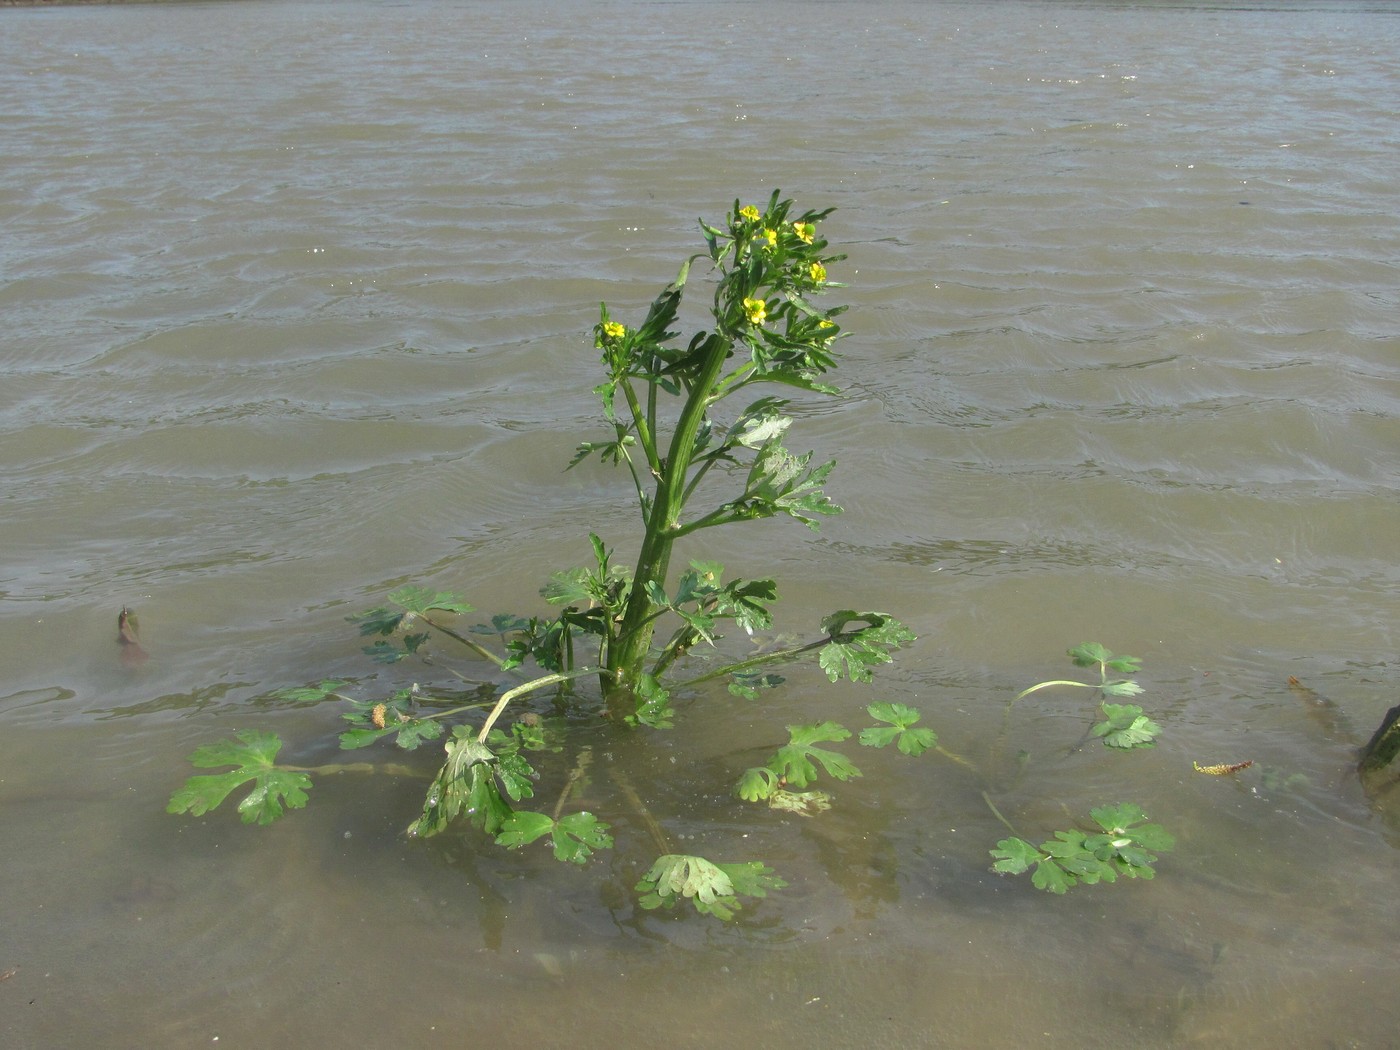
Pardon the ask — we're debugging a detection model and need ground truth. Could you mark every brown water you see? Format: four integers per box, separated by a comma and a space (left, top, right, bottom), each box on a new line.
3, 1, 1399, 1047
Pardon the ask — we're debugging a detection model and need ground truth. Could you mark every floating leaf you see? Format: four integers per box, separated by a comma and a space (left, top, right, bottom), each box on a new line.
991, 803, 1174, 893
767, 721, 859, 787
497, 809, 611, 863
495, 811, 554, 849
551, 812, 613, 864
167, 730, 311, 826
860, 701, 936, 756
737, 766, 779, 801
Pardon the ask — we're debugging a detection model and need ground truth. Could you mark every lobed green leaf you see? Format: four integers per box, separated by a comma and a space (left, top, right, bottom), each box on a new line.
166, 730, 311, 826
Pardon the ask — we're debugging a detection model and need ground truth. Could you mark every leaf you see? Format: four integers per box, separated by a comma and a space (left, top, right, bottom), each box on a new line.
350, 605, 407, 637
630, 673, 673, 729
860, 702, 937, 756
713, 443, 842, 532
388, 586, 473, 616
551, 812, 613, 864
273, 680, 350, 704
407, 728, 513, 838
817, 612, 915, 683
1100, 679, 1145, 698
991, 804, 1173, 892
737, 766, 779, 801
167, 730, 311, 826
734, 406, 792, 449
638, 854, 734, 907
1068, 642, 1112, 668
1093, 704, 1161, 749
361, 640, 409, 664
989, 837, 1041, 875
636, 854, 785, 920
1193, 759, 1253, 775
767, 722, 860, 787
1030, 857, 1078, 894
496, 810, 554, 849
728, 671, 784, 700
715, 578, 777, 634
494, 749, 537, 802
717, 860, 786, 903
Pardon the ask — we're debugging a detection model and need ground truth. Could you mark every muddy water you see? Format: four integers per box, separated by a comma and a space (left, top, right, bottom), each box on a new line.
2, 1, 1398, 1047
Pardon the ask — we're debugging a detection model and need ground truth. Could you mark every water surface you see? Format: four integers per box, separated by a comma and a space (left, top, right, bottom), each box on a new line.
2, 1, 1398, 1047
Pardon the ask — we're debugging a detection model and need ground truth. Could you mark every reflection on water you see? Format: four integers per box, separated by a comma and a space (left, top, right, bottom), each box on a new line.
2, 0, 1399, 1047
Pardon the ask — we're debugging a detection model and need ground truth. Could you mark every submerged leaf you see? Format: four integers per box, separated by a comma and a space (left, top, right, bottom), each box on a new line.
1093, 704, 1161, 749
274, 680, 350, 704
636, 854, 785, 919
389, 586, 473, 616
766, 721, 859, 788
167, 730, 311, 826
551, 812, 613, 864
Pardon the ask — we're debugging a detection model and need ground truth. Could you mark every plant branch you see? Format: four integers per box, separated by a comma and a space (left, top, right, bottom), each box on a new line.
477, 668, 605, 743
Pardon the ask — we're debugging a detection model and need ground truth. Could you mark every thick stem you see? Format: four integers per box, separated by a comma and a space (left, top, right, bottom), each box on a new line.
605, 332, 732, 717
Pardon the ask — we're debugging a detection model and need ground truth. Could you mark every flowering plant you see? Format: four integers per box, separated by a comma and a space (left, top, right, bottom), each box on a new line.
169, 193, 917, 919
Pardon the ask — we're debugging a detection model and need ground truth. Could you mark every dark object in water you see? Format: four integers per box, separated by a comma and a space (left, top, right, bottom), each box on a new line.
1358, 703, 1400, 811
118, 607, 149, 666
1289, 675, 1400, 833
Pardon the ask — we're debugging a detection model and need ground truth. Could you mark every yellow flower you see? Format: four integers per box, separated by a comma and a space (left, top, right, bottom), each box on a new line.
602, 321, 627, 341
808, 261, 827, 283
762, 227, 778, 248
792, 221, 815, 244
742, 297, 767, 325
738, 205, 761, 222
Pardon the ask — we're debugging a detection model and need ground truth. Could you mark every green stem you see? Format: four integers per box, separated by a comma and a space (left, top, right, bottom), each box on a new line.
619, 377, 662, 477
605, 332, 733, 715
283, 761, 420, 777
420, 616, 508, 670
477, 668, 603, 743
1010, 679, 1096, 704
981, 791, 1024, 839
668, 636, 829, 691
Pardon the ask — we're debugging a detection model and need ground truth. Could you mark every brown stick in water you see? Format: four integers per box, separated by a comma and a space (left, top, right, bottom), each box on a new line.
118, 607, 149, 665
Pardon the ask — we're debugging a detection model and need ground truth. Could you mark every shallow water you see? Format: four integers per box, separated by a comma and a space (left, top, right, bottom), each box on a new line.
2, 1, 1399, 1047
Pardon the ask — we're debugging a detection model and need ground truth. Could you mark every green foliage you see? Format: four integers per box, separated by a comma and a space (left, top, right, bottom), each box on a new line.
990, 804, 1175, 894
817, 612, 915, 684
767, 722, 861, 788
636, 854, 786, 920
860, 701, 937, 755
274, 680, 350, 704
406, 727, 532, 839
496, 811, 614, 864
168, 194, 924, 920
1014, 642, 1157, 750
1093, 703, 1161, 749
338, 687, 446, 751
166, 730, 311, 826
